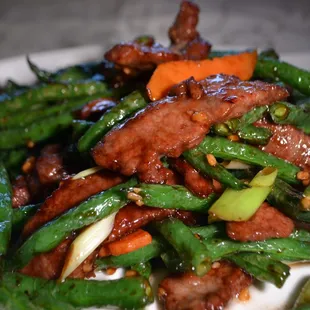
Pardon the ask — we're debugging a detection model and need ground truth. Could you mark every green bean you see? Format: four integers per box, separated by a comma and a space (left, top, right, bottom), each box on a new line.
259, 48, 280, 60
254, 58, 310, 96
4, 79, 29, 95
269, 101, 310, 134
203, 237, 310, 262
213, 106, 272, 145
290, 229, 310, 242
27, 57, 96, 83
0, 148, 28, 171
0, 113, 73, 150
131, 261, 152, 278
0, 164, 12, 255
237, 124, 273, 145
12, 179, 137, 269
96, 235, 169, 269
208, 50, 249, 59
196, 136, 300, 184
1, 272, 153, 309
0, 94, 104, 129
267, 178, 310, 222
133, 184, 217, 212
72, 119, 94, 141
183, 148, 248, 189
293, 278, 310, 310
0, 81, 113, 116
12, 204, 40, 234
190, 222, 226, 240
78, 90, 147, 152
227, 253, 290, 288
155, 218, 212, 276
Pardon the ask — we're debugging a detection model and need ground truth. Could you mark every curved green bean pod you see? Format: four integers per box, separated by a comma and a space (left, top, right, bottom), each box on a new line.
255, 58, 310, 96
227, 253, 290, 288
12, 179, 136, 269
270, 101, 310, 134
267, 179, 310, 222
196, 136, 300, 184
237, 124, 273, 145
0, 164, 12, 255
72, 119, 94, 141
0, 81, 113, 116
0, 149, 28, 171
78, 90, 147, 152
131, 261, 152, 278
155, 218, 212, 276
12, 204, 41, 234
131, 184, 217, 212
293, 278, 310, 310
27, 57, 91, 83
0, 113, 74, 150
1, 272, 153, 309
183, 148, 247, 189
0, 94, 105, 129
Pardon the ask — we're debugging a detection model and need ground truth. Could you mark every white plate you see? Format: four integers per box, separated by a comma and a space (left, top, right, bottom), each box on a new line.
0, 45, 309, 310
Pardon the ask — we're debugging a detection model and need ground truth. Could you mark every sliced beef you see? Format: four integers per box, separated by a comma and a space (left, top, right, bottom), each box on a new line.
22, 170, 125, 237
36, 144, 66, 185
105, 43, 181, 71
226, 202, 294, 242
169, 158, 215, 197
255, 120, 310, 172
20, 238, 73, 279
79, 98, 116, 120
159, 261, 252, 310
168, 0, 199, 46
103, 203, 196, 245
104, 1, 211, 71
12, 175, 31, 208
93, 75, 288, 183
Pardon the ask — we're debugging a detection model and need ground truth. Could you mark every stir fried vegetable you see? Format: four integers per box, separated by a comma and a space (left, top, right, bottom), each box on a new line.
1, 2, 310, 309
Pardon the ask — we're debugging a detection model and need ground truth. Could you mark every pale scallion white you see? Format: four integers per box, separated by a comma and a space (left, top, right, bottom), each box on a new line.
59, 212, 116, 281
72, 166, 102, 180
222, 160, 251, 170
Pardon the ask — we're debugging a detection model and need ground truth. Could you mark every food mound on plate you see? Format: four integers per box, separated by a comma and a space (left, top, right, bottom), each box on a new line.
0, 1, 310, 310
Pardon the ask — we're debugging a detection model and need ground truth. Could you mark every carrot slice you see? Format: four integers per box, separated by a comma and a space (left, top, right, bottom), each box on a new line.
147, 50, 258, 101
107, 229, 152, 256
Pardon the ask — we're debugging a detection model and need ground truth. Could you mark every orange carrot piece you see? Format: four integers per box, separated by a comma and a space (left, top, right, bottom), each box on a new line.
107, 229, 152, 256
147, 50, 258, 101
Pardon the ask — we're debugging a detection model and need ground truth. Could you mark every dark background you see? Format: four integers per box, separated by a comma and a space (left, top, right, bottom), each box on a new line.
1, 0, 310, 59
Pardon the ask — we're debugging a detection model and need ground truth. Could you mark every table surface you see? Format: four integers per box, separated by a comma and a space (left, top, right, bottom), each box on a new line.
0, 0, 310, 59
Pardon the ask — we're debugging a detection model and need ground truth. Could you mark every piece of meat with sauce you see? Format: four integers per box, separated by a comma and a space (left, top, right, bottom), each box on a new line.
12, 175, 31, 208
159, 261, 252, 310
36, 144, 66, 185
226, 202, 294, 242
79, 98, 116, 120
103, 203, 196, 245
255, 119, 310, 172
22, 170, 125, 237
93, 75, 288, 183
169, 158, 216, 197
20, 237, 73, 279
104, 1, 211, 70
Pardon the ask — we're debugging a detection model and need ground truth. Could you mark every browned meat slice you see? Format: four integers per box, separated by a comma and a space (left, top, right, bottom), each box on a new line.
12, 175, 31, 208
169, 158, 215, 197
103, 203, 196, 245
169, 0, 199, 46
226, 202, 294, 242
255, 120, 310, 172
105, 1, 211, 70
22, 170, 125, 237
79, 98, 116, 120
20, 238, 73, 279
93, 75, 288, 183
35, 144, 66, 185
159, 261, 252, 310
105, 43, 181, 71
